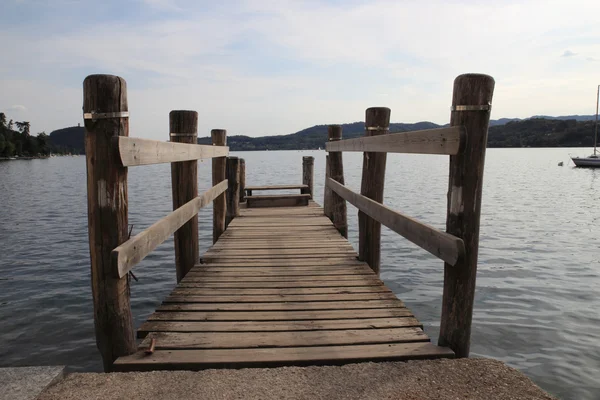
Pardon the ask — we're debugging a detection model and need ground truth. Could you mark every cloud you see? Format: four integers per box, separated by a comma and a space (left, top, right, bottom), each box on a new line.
2, 0, 600, 138
7, 104, 27, 112
587, 57, 597, 62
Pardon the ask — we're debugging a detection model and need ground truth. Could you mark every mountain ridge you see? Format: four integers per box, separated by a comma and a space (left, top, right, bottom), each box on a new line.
45, 114, 598, 153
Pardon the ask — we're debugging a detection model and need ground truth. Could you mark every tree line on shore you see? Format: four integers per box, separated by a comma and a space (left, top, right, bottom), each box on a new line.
0, 112, 79, 157
2, 112, 596, 155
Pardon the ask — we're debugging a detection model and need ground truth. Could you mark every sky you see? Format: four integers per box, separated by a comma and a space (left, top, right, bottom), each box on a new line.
1, 0, 599, 139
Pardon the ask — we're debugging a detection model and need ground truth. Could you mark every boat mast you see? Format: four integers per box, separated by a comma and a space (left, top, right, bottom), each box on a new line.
595, 84, 599, 156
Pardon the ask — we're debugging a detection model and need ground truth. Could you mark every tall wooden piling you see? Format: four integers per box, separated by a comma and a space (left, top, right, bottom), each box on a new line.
212, 129, 227, 243
239, 158, 246, 204
302, 156, 314, 199
439, 74, 495, 358
170, 110, 198, 283
327, 125, 348, 238
83, 74, 136, 371
324, 155, 333, 219
226, 156, 240, 227
358, 107, 391, 275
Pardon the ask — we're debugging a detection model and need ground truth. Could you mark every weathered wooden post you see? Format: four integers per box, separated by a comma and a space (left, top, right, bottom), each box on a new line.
302, 156, 314, 199
239, 158, 246, 204
212, 129, 227, 243
439, 74, 495, 358
324, 155, 332, 218
170, 110, 198, 283
226, 156, 240, 227
358, 107, 391, 275
83, 74, 136, 371
327, 125, 348, 238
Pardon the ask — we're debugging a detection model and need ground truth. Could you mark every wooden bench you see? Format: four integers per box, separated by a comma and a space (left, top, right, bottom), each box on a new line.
245, 184, 309, 197
246, 194, 310, 208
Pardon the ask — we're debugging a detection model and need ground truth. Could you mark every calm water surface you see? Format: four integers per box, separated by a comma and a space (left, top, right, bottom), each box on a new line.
1, 148, 599, 399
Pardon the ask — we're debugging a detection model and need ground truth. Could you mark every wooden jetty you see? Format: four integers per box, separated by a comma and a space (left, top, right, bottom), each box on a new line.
83, 73, 494, 372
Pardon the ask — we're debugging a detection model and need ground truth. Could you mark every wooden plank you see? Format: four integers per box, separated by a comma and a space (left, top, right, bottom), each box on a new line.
189, 267, 369, 274
228, 220, 333, 226
117, 137, 229, 166
211, 243, 354, 250
247, 195, 310, 208
177, 280, 382, 288
327, 178, 465, 266
203, 255, 358, 261
111, 180, 228, 278
114, 342, 454, 371
181, 275, 382, 283
186, 270, 374, 277
325, 126, 465, 155
171, 287, 391, 295
157, 299, 405, 312
138, 318, 419, 334
140, 327, 428, 349
164, 293, 398, 303
194, 260, 367, 267
147, 309, 412, 322
203, 249, 358, 257
245, 185, 308, 191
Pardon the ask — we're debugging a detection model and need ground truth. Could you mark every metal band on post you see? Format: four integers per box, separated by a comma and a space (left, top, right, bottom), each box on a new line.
451, 103, 492, 112
169, 133, 197, 137
366, 126, 389, 132
83, 111, 130, 120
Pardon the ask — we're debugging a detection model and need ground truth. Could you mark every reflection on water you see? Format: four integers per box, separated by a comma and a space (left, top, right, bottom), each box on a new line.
0, 148, 599, 399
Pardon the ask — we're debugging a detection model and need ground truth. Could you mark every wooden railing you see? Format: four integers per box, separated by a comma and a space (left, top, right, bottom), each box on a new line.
323, 73, 495, 358
83, 74, 238, 371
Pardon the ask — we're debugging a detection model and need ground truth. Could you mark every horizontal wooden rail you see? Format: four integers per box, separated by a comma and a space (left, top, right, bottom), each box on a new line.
325, 126, 465, 155
117, 137, 229, 166
111, 180, 228, 278
326, 178, 464, 265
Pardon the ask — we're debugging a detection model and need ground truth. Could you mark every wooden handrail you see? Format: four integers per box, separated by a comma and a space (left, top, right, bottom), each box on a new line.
326, 178, 465, 266
117, 137, 229, 166
325, 126, 465, 155
111, 180, 228, 278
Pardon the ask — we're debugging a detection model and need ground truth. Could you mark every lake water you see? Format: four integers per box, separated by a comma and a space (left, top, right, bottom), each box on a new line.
1, 148, 599, 399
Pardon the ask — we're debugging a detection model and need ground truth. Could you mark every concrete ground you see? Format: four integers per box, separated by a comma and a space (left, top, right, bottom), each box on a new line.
38, 358, 556, 400
0, 366, 64, 400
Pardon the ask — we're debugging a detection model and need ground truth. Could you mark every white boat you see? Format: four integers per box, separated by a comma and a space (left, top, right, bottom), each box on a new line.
572, 85, 600, 168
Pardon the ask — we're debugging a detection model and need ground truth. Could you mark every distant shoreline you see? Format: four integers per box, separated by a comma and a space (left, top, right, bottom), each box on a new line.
0, 155, 81, 161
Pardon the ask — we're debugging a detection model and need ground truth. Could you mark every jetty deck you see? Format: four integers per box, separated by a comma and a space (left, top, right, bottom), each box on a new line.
114, 201, 453, 371
82, 73, 494, 372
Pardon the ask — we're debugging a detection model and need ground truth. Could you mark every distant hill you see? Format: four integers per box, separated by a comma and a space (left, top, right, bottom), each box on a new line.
198, 121, 439, 150
49, 126, 85, 154
489, 114, 595, 127
487, 118, 596, 147
46, 115, 598, 153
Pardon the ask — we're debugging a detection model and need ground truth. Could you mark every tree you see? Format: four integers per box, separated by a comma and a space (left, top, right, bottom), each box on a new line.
0, 113, 6, 130
15, 121, 30, 136
7, 119, 13, 131
0, 133, 5, 154
4, 140, 15, 156
36, 132, 49, 155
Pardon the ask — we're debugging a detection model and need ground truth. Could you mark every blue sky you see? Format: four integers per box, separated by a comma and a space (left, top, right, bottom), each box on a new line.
1, 0, 599, 139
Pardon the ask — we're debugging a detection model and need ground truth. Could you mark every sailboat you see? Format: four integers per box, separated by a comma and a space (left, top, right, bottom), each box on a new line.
571, 85, 600, 167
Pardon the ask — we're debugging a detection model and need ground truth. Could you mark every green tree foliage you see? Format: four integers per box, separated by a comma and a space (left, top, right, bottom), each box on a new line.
0, 113, 76, 157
